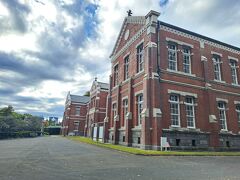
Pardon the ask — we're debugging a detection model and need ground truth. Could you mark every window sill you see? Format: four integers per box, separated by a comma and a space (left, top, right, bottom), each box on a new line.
132, 126, 142, 131
134, 70, 144, 79
122, 78, 130, 85
231, 83, 240, 87
166, 69, 196, 77
213, 80, 226, 84
118, 127, 126, 131
112, 85, 119, 91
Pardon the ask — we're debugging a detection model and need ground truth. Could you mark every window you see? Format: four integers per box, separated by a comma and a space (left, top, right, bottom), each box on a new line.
137, 137, 141, 144
114, 64, 119, 86
168, 43, 177, 71
213, 55, 222, 81
236, 104, 240, 127
183, 48, 191, 74
74, 121, 79, 130
218, 102, 227, 130
112, 103, 117, 117
124, 55, 129, 80
123, 99, 128, 126
137, 43, 144, 72
176, 139, 180, 146
136, 94, 143, 125
230, 60, 238, 85
169, 94, 180, 127
185, 97, 195, 128
75, 107, 80, 115
192, 139, 196, 147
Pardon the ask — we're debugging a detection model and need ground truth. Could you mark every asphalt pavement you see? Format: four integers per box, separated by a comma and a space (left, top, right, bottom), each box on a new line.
0, 136, 240, 180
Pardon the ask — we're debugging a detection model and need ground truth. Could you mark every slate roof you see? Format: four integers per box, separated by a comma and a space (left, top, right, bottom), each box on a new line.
98, 82, 109, 90
70, 95, 90, 103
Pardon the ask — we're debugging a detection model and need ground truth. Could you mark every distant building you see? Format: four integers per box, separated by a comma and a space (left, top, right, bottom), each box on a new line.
104, 10, 240, 150
61, 92, 90, 136
49, 117, 58, 125
85, 79, 109, 141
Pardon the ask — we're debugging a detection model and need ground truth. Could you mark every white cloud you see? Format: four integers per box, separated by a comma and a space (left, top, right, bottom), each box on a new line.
0, 2, 9, 16
0, 33, 37, 52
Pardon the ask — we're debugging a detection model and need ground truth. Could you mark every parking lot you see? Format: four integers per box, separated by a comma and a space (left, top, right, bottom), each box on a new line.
0, 136, 240, 180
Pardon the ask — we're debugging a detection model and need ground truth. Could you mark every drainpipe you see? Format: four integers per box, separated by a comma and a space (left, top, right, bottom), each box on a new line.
156, 20, 161, 82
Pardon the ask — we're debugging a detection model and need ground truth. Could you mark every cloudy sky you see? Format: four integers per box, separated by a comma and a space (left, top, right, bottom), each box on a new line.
0, 0, 239, 120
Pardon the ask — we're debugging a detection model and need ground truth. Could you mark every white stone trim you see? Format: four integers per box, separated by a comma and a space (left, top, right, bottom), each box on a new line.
213, 80, 226, 84
126, 16, 145, 24
211, 51, 223, 57
133, 71, 145, 79
168, 89, 198, 98
134, 90, 143, 96
161, 24, 240, 55
111, 25, 147, 62
166, 69, 196, 77
161, 78, 240, 96
234, 101, 240, 104
122, 96, 128, 101
201, 56, 208, 61
122, 78, 130, 86
112, 101, 117, 105
200, 41, 205, 48
166, 37, 194, 48
216, 98, 228, 103
228, 56, 239, 62
135, 38, 144, 48
123, 52, 131, 59
153, 108, 162, 117
132, 81, 143, 88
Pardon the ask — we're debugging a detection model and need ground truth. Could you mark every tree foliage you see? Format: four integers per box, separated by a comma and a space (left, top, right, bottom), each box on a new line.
0, 106, 43, 137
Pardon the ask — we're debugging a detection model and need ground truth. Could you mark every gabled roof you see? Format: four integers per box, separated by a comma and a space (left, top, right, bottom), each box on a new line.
66, 92, 90, 104
110, 16, 146, 58
90, 79, 109, 92
98, 82, 109, 90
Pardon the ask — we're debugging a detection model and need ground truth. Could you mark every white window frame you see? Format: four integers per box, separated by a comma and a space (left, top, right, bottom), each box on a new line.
185, 97, 195, 128
218, 102, 228, 131
183, 47, 191, 74
112, 103, 117, 117
113, 64, 119, 86
124, 55, 129, 80
236, 104, 240, 127
168, 43, 177, 71
169, 94, 180, 127
213, 55, 222, 81
136, 43, 144, 73
74, 121, 79, 130
136, 94, 143, 126
75, 107, 80, 116
230, 60, 238, 85
122, 99, 128, 127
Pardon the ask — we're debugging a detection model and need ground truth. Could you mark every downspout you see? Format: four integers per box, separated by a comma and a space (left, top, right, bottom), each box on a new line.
156, 20, 161, 82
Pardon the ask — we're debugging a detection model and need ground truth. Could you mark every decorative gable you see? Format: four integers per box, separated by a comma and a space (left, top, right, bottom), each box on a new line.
110, 16, 146, 58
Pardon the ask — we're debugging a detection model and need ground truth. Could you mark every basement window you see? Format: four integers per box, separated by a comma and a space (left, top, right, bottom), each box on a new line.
176, 139, 180, 146
192, 139, 196, 147
137, 137, 141, 144
226, 141, 230, 148
123, 136, 125, 142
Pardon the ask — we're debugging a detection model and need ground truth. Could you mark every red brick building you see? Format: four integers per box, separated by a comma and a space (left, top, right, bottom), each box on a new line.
62, 92, 90, 136
104, 10, 240, 150
85, 79, 109, 141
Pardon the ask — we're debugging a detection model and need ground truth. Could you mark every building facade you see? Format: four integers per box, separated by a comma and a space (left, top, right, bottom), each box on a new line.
85, 79, 109, 141
62, 92, 90, 136
105, 10, 240, 150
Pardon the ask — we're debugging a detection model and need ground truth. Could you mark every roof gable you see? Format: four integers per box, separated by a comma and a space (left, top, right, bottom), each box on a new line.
110, 16, 146, 58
